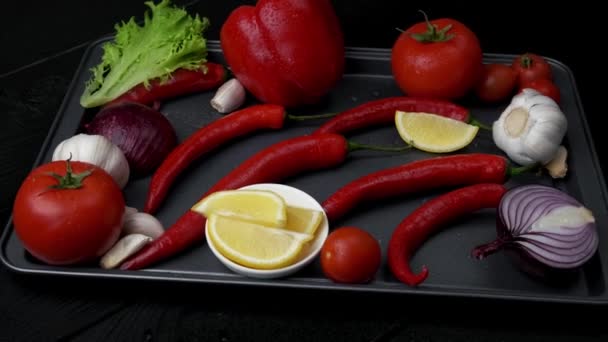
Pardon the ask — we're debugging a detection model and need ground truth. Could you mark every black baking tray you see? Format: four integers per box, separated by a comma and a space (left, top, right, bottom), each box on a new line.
2, 38, 607, 305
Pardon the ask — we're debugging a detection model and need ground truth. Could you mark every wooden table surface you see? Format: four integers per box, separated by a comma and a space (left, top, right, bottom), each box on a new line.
1, 1, 606, 341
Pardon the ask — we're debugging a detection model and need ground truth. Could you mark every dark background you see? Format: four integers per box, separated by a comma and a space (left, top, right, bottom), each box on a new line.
1, 1, 605, 341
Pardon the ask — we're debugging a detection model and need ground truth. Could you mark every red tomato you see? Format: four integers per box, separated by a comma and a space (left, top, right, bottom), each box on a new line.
320, 226, 381, 284
520, 79, 561, 103
475, 64, 518, 103
391, 15, 483, 100
512, 53, 553, 86
13, 159, 125, 265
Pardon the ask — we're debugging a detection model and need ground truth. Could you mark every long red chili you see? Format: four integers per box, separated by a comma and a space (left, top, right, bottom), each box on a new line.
144, 104, 286, 214
121, 133, 405, 270
143, 104, 339, 214
104, 62, 228, 108
313, 96, 473, 135
387, 183, 507, 287
322, 153, 519, 223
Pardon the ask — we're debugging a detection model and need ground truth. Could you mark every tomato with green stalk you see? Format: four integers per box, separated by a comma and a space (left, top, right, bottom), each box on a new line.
511, 53, 553, 86
12, 158, 125, 265
391, 11, 483, 100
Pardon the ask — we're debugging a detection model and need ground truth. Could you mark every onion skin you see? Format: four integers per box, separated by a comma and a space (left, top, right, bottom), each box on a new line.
85, 102, 178, 176
493, 215, 579, 282
472, 184, 599, 279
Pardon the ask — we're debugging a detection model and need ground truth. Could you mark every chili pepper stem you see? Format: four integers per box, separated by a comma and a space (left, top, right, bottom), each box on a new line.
508, 162, 540, 177
468, 117, 492, 131
471, 238, 508, 260
286, 112, 337, 121
347, 141, 412, 153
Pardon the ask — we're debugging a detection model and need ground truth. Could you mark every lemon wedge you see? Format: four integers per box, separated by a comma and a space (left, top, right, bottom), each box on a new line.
207, 214, 313, 269
395, 111, 479, 153
192, 190, 287, 227
285, 206, 324, 235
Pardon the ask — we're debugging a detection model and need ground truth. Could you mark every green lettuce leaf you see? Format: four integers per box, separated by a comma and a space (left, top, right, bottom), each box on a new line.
80, 0, 210, 108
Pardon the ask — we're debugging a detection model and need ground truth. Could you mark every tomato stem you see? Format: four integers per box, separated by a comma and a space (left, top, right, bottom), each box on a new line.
410, 10, 454, 43
520, 54, 533, 69
47, 157, 92, 190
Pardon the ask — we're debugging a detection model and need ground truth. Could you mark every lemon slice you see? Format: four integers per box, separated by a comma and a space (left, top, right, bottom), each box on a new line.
395, 111, 479, 153
285, 206, 324, 235
207, 214, 313, 269
192, 190, 287, 227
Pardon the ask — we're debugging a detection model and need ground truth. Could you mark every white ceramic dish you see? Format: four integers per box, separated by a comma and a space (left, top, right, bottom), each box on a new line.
205, 183, 329, 279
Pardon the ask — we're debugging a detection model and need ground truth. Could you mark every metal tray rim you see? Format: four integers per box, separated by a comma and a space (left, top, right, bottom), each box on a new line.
3, 37, 607, 306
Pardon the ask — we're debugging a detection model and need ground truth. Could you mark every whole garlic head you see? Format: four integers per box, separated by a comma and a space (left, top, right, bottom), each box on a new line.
492, 89, 568, 166
52, 134, 130, 188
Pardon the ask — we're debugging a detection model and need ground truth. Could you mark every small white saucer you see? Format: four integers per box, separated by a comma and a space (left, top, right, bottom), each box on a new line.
205, 183, 329, 279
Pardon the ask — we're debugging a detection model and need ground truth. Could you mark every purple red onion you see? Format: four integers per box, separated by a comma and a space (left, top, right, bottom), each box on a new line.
472, 184, 599, 274
85, 102, 177, 176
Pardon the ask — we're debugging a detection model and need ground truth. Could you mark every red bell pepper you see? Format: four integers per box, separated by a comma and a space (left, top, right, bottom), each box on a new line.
219, 0, 345, 107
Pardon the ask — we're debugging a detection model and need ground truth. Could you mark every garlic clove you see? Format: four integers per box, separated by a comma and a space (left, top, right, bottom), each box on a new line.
210, 78, 246, 114
122, 212, 165, 239
124, 206, 139, 217
100, 234, 153, 269
544, 145, 568, 179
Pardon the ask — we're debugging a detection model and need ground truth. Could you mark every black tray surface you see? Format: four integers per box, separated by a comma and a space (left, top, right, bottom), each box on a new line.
2, 38, 607, 305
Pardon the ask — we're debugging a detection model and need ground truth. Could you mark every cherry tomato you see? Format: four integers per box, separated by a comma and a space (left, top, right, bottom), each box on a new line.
391, 14, 483, 100
520, 78, 561, 103
512, 53, 553, 86
12, 159, 125, 265
320, 226, 381, 284
475, 64, 518, 103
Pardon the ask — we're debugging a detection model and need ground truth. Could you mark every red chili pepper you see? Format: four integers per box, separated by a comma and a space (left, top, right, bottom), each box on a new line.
104, 62, 228, 108
313, 96, 479, 135
387, 183, 507, 287
144, 104, 285, 214
322, 153, 526, 223
143, 104, 338, 214
121, 133, 406, 270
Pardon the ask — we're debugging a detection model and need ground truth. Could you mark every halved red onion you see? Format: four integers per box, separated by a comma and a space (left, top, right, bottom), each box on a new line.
84, 102, 177, 176
473, 184, 599, 272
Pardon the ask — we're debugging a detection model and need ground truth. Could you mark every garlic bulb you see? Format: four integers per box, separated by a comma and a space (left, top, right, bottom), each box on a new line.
52, 134, 130, 188
492, 89, 567, 166
210, 78, 246, 114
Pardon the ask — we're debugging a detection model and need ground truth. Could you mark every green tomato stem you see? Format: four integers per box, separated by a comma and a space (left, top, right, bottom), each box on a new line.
410, 10, 454, 43
47, 157, 92, 190
520, 54, 533, 69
